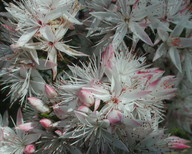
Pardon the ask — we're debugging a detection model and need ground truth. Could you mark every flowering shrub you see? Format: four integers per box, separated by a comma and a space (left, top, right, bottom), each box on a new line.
0, 0, 192, 153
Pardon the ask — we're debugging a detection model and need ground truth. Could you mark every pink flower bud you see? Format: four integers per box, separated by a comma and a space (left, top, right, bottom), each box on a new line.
78, 106, 91, 113
107, 110, 123, 124
53, 104, 68, 119
39, 119, 52, 128
45, 85, 57, 99
17, 122, 38, 132
78, 89, 95, 107
55, 130, 63, 136
24, 144, 35, 154
28, 97, 50, 113
170, 143, 191, 149
168, 136, 191, 149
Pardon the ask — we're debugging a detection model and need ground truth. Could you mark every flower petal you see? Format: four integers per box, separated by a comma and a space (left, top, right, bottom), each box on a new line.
90, 12, 120, 23
129, 22, 153, 46
55, 42, 88, 57
16, 108, 23, 126
63, 11, 82, 25
24, 134, 41, 145
40, 25, 56, 42
153, 43, 167, 61
112, 23, 127, 48
16, 28, 38, 46
168, 47, 182, 72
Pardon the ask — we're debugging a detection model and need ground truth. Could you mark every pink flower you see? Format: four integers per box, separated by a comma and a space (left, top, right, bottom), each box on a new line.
28, 97, 50, 113
78, 89, 95, 107
45, 84, 58, 99
24, 144, 36, 154
54, 130, 63, 136
107, 110, 123, 124
168, 136, 191, 149
39, 119, 52, 128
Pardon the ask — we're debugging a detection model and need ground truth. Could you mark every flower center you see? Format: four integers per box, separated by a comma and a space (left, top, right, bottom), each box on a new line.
124, 17, 130, 23
112, 98, 120, 104
48, 42, 54, 46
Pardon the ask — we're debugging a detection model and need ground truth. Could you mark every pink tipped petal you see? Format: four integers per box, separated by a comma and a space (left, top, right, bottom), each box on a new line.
94, 99, 101, 111
150, 79, 160, 88
102, 44, 115, 69
78, 106, 91, 113
24, 144, 36, 154
17, 122, 38, 132
16, 108, 24, 125
170, 143, 190, 149
148, 79, 161, 90
171, 37, 192, 48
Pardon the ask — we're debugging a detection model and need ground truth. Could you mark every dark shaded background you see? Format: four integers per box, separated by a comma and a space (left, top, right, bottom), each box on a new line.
0, 0, 19, 117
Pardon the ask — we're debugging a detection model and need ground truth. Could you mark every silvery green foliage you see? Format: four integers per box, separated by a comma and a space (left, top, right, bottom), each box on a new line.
168, 79, 192, 133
